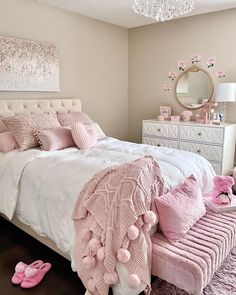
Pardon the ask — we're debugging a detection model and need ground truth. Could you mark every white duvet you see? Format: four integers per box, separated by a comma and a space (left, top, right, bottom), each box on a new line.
0, 137, 215, 295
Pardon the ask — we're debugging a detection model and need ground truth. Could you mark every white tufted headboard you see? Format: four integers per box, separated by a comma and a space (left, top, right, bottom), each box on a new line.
0, 99, 82, 117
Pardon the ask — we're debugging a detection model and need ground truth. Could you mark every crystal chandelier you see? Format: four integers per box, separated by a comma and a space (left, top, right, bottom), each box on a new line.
133, 0, 195, 22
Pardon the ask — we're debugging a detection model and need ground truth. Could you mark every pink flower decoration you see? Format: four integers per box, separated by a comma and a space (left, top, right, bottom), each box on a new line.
167, 71, 177, 81
181, 110, 193, 117
177, 60, 187, 71
207, 57, 216, 68
191, 54, 201, 64
216, 70, 226, 78
163, 84, 171, 91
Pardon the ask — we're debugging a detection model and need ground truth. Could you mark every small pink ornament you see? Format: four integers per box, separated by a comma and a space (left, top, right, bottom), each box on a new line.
87, 278, 96, 293
212, 176, 234, 205
191, 54, 201, 64
163, 84, 171, 92
143, 223, 152, 232
167, 71, 177, 81
127, 225, 139, 240
97, 247, 105, 261
88, 237, 102, 253
216, 70, 226, 78
177, 60, 187, 71
207, 57, 216, 68
82, 256, 96, 270
127, 274, 141, 289
104, 272, 119, 285
117, 248, 131, 263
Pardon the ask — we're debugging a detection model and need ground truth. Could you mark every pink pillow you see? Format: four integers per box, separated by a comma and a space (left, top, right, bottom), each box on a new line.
2, 113, 60, 151
155, 175, 206, 242
0, 119, 8, 133
85, 123, 105, 140
57, 112, 93, 127
71, 122, 98, 150
35, 128, 75, 151
0, 132, 19, 153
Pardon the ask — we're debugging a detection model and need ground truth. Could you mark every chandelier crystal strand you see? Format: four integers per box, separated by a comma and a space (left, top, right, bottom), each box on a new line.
133, 0, 194, 22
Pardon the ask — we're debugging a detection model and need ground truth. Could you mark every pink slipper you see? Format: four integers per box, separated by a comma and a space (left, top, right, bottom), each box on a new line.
11, 260, 43, 285
21, 262, 52, 288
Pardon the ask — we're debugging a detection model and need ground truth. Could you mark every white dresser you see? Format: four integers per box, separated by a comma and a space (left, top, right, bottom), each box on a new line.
142, 120, 236, 175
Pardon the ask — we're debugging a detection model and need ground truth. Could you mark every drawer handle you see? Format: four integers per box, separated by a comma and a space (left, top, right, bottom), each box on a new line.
197, 149, 201, 154
157, 143, 161, 147
197, 132, 202, 137
157, 128, 161, 132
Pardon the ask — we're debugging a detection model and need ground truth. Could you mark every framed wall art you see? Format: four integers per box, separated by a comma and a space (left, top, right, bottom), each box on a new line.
0, 35, 59, 92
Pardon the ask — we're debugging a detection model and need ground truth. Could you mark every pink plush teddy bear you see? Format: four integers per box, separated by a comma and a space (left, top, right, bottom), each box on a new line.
212, 175, 235, 204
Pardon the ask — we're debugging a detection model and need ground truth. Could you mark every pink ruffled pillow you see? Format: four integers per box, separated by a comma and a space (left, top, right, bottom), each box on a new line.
35, 128, 75, 151
2, 113, 60, 151
85, 123, 105, 140
71, 122, 98, 150
0, 132, 19, 153
57, 112, 93, 127
155, 175, 206, 242
0, 119, 8, 133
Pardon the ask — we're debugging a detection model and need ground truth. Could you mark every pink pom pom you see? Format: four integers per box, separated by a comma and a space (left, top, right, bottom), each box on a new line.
143, 223, 152, 232
88, 237, 102, 253
104, 271, 119, 285
143, 211, 157, 225
117, 248, 131, 263
87, 278, 96, 293
81, 228, 92, 241
97, 247, 105, 261
127, 225, 139, 240
82, 256, 96, 270
127, 274, 141, 289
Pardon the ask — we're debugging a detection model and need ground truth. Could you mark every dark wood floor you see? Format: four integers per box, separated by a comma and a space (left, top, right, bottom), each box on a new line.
0, 216, 86, 295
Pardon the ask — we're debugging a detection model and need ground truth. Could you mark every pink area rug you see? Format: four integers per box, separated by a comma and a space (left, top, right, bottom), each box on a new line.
152, 247, 236, 295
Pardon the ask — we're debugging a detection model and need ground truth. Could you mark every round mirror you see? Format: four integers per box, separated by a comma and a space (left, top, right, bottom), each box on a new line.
175, 65, 214, 109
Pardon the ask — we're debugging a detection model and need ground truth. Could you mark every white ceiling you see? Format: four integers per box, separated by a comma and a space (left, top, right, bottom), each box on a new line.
33, 0, 236, 28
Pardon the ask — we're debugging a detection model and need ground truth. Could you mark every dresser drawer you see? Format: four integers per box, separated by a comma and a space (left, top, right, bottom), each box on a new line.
143, 137, 178, 149
179, 125, 224, 145
143, 122, 178, 139
179, 142, 223, 162
210, 162, 221, 175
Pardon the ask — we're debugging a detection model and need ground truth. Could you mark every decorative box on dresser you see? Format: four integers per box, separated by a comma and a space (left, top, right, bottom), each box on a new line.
142, 120, 236, 175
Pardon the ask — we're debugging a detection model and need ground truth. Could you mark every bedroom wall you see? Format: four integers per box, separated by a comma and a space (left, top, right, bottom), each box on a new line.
128, 8, 236, 142
0, 0, 128, 140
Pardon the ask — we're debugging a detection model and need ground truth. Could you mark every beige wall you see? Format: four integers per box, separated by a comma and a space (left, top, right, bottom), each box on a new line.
0, 0, 128, 140
129, 8, 236, 142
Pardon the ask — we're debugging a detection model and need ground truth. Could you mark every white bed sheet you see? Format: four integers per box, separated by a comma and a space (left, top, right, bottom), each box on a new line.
0, 137, 215, 295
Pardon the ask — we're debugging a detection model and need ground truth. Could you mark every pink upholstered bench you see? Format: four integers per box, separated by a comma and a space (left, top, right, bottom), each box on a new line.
151, 209, 236, 295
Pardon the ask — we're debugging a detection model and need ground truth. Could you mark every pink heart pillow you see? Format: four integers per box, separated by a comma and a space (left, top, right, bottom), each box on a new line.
71, 122, 98, 149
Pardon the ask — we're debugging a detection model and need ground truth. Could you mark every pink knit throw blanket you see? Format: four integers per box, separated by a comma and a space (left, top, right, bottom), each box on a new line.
72, 156, 165, 295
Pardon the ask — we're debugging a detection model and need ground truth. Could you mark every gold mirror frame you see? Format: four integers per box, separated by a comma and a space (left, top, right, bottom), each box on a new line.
175, 65, 214, 110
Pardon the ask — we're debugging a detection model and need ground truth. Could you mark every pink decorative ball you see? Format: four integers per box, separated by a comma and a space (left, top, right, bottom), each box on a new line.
87, 278, 96, 293
81, 228, 92, 241
127, 274, 141, 289
104, 271, 119, 285
82, 256, 96, 270
117, 248, 131, 263
143, 223, 152, 232
143, 211, 157, 225
127, 225, 139, 240
97, 247, 105, 261
88, 237, 102, 253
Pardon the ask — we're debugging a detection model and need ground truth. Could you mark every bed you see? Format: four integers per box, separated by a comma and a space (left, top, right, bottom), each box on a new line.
0, 99, 217, 295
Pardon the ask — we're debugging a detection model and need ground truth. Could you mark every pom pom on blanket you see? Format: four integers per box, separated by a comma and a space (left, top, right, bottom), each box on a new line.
127, 225, 139, 240
87, 278, 96, 292
117, 249, 131, 263
127, 274, 141, 289
104, 272, 119, 285
88, 237, 102, 253
97, 247, 105, 261
143, 223, 152, 232
81, 228, 92, 241
82, 256, 96, 270
143, 211, 157, 225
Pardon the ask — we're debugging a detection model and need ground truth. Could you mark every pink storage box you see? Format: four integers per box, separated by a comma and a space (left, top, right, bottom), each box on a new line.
151, 207, 236, 295
170, 116, 180, 122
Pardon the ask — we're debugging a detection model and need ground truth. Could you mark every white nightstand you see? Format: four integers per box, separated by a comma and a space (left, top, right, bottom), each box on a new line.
142, 119, 236, 175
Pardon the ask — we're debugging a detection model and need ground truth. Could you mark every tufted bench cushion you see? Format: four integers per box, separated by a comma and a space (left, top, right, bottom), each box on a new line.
151, 209, 236, 295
